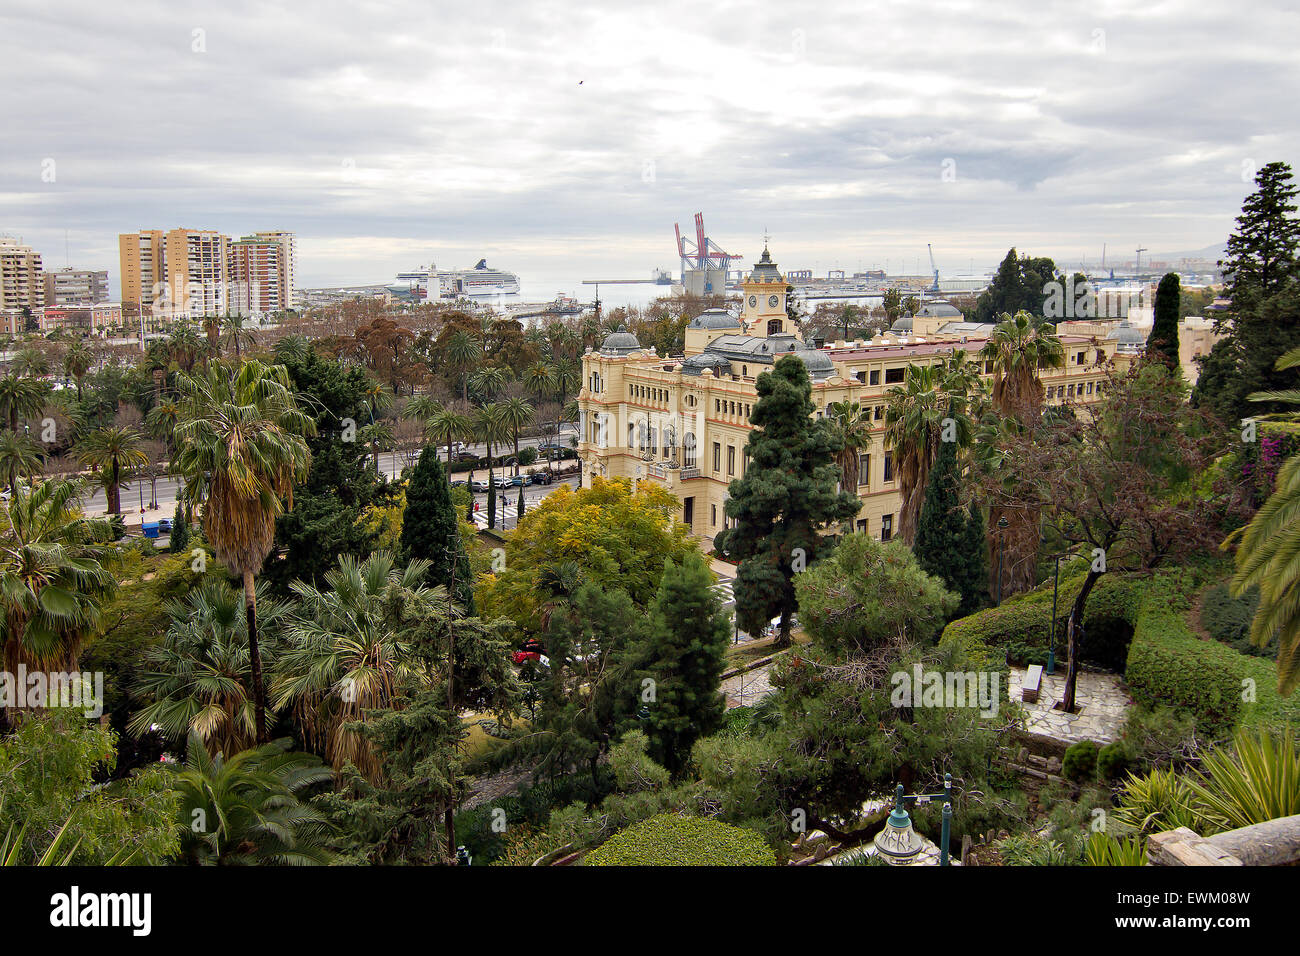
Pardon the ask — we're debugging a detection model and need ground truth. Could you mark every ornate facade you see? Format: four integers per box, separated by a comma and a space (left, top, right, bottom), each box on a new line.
577, 246, 1129, 546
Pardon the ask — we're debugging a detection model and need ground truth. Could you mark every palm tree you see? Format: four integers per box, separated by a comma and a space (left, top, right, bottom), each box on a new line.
0, 478, 115, 727
61, 342, 94, 401
131, 579, 289, 756
474, 402, 511, 528
0, 431, 43, 493
171, 732, 334, 865
826, 400, 874, 496
883, 360, 981, 545
201, 314, 222, 353
11, 347, 51, 378
165, 322, 205, 372
220, 313, 258, 360
444, 330, 483, 402
979, 311, 1064, 596
497, 397, 535, 476
468, 364, 510, 404
74, 425, 149, 516
359, 421, 395, 474
145, 397, 180, 458
1230, 346, 1300, 694
0, 372, 51, 432
523, 360, 556, 404
273, 334, 313, 366
980, 310, 1065, 422
172, 360, 315, 743
425, 406, 473, 466
273, 552, 440, 780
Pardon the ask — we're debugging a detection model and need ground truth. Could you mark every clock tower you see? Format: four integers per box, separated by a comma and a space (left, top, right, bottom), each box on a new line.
740, 244, 797, 340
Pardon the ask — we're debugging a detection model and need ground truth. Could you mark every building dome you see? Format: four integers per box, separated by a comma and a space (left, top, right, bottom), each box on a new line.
599, 326, 641, 355
890, 311, 914, 333
688, 308, 742, 330
790, 347, 836, 381
681, 351, 733, 376
918, 302, 961, 318
1105, 318, 1145, 352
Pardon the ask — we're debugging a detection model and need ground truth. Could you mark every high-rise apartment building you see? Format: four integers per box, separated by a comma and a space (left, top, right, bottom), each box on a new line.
118, 229, 166, 314
119, 227, 294, 321
44, 267, 110, 307
0, 237, 44, 332
227, 231, 297, 315
162, 228, 228, 318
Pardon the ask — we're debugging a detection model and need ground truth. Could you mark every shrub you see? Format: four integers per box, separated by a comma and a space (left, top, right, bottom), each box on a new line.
1097, 743, 1130, 781
996, 832, 1075, 866
1112, 767, 1201, 835
583, 813, 776, 866
1063, 741, 1099, 782
1084, 832, 1147, 866
1187, 727, 1300, 833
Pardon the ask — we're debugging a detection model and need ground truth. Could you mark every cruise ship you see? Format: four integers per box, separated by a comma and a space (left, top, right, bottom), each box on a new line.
387, 259, 521, 299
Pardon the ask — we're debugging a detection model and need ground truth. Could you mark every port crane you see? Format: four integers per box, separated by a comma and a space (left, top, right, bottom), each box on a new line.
927, 244, 940, 293
674, 212, 743, 279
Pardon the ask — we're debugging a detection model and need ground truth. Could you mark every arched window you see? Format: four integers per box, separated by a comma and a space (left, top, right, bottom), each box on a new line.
684, 432, 697, 467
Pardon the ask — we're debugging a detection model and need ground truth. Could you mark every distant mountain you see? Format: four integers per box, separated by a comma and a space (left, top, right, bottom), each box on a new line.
1153, 242, 1226, 262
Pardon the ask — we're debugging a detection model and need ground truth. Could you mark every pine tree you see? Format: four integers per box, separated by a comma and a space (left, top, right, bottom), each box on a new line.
913, 431, 986, 616
1219, 161, 1299, 325
400, 446, 475, 612
632, 552, 731, 774
1146, 272, 1181, 369
717, 355, 859, 648
1194, 162, 1300, 421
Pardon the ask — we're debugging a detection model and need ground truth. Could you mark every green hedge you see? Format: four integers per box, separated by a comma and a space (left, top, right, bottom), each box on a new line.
1123, 572, 1244, 739
939, 571, 1142, 669
583, 813, 776, 866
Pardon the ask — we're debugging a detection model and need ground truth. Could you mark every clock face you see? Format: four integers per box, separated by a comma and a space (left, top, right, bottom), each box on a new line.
768, 294, 780, 308
748, 295, 757, 307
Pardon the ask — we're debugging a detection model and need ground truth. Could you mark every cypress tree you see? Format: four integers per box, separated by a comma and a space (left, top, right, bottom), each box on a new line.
1146, 272, 1181, 369
401, 446, 475, 612
517, 483, 525, 522
169, 501, 190, 553
487, 477, 497, 530
632, 552, 731, 774
718, 355, 859, 647
913, 430, 986, 616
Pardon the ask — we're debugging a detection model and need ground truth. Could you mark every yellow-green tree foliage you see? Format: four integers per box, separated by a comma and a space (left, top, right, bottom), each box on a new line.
477, 477, 698, 632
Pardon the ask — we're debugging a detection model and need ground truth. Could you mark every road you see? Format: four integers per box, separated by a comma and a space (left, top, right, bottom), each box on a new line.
77, 424, 579, 521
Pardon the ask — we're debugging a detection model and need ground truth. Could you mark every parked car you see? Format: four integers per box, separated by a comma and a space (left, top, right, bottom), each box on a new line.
452, 451, 478, 463
528, 472, 553, 485
509, 475, 527, 487
537, 442, 566, 457
470, 479, 490, 493
493, 475, 513, 489
512, 638, 545, 665
450, 479, 468, 488
158, 518, 173, 533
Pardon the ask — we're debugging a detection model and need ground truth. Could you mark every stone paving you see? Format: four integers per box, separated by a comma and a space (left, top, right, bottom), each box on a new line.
721, 663, 775, 709
1006, 666, 1132, 744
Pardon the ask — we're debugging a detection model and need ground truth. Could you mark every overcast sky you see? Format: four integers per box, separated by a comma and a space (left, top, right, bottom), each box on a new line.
2, 0, 1297, 294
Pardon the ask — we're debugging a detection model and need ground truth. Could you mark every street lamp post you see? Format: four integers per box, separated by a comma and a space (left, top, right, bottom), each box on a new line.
995, 515, 1009, 606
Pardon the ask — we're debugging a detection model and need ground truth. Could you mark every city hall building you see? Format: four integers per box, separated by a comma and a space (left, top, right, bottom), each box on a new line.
576, 246, 1134, 547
